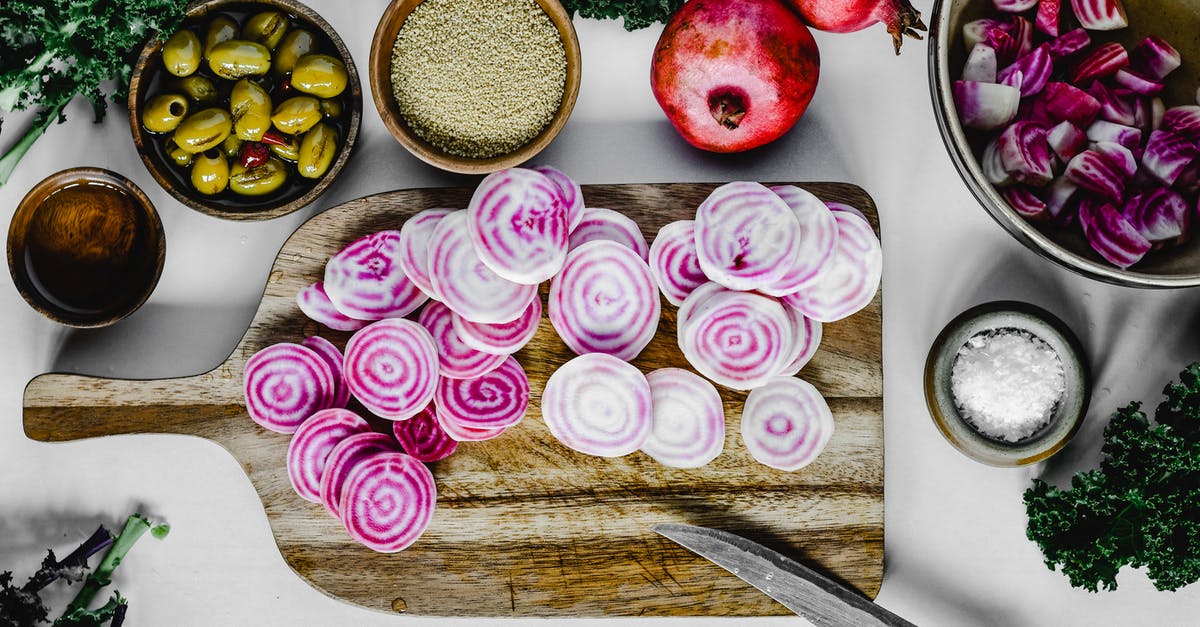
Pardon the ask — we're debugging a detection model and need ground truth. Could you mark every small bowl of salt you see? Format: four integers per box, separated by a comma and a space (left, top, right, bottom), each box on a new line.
924, 301, 1090, 466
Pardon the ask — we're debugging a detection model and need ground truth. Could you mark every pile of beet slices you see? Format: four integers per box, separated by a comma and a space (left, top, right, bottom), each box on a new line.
242, 168, 881, 552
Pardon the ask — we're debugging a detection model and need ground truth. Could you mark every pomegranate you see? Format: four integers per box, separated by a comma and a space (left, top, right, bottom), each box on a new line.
651, 0, 820, 154
787, 0, 927, 55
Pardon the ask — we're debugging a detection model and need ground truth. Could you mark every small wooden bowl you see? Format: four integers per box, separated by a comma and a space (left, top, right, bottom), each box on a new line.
7, 168, 166, 328
128, 0, 362, 221
924, 301, 1091, 466
369, 0, 581, 174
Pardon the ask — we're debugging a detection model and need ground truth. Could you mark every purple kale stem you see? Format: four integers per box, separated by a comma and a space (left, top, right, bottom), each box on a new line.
111, 602, 128, 627
23, 525, 114, 592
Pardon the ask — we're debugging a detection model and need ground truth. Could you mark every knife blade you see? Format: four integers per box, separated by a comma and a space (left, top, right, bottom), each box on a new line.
653, 523, 914, 627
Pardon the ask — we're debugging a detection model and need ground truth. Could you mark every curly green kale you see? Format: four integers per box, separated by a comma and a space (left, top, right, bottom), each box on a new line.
561, 0, 684, 30
0, 0, 188, 185
1025, 363, 1200, 592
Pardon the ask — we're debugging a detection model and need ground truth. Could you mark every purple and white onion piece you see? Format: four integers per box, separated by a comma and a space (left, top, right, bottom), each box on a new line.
398, 208, 454, 299
392, 404, 458, 463
1047, 28, 1090, 58
1143, 130, 1199, 186
542, 353, 653, 458
549, 240, 660, 361
740, 376, 834, 472
1086, 120, 1141, 152
323, 231, 428, 321
435, 410, 507, 442
962, 18, 1009, 51
1046, 121, 1088, 162
963, 43, 998, 83
1044, 178, 1080, 221
640, 368, 725, 469
1035, 0, 1061, 37
531, 164, 585, 232
340, 452, 436, 553
1123, 187, 1190, 246
998, 45, 1051, 97
679, 289, 793, 391
301, 336, 350, 408
953, 81, 1020, 131
1009, 15, 1034, 58
434, 355, 529, 430
297, 282, 367, 332
760, 186, 839, 297
992, 0, 1036, 13
343, 319, 439, 421
286, 408, 370, 503
1088, 82, 1136, 127
1112, 69, 1163, 96
567, 207, 649, 261
694, 182, 802, 291
1041, 82, 1100, 128
648, 220, 707, 307
428, 210, 538, 324
777, 308, 822, 378
1072, 41, 1129, 84
451, 297, 542, 356
417, 301, 507, 380
1079, 198, 1151, 268
1163, 106, 1200, 141
1002, 186, 1049, 221
781, 212, 882, 324
1130, 36, 1181, 80
244, 342, 334, 434
318, 432, 399, 518
1069, 0, 1127, 31
983, 137, 1015, 187
1064, 144, 1133, 202
467, 168, 568, 285
998, 121, 1054, 187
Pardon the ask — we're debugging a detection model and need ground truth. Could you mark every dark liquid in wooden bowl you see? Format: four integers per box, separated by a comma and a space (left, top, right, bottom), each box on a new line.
22, 182, 156, 316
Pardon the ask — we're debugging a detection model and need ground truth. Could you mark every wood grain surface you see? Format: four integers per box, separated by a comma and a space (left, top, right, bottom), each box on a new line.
24, 182, 884, 617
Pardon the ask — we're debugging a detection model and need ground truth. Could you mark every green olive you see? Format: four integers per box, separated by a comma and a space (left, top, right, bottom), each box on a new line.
319, 98, 342, 119
173, 75, 219, 104
172, 107, 232, 153
162, 29, 202, 77
298, 123, 338, 179
166, 140, 194, 167
269, 135, 300, 161
271, 96, 322, 135
207, 40, 272, 80
203, 14, 239, 58
221, 134, 244, 159
230, 79, 272, 141
191, 149, 230, 195
230, 157, 288, 196
290, 54, 348, 99
272, 29, 315, 74
242, 11, 289, 50
142, 94, 189, 133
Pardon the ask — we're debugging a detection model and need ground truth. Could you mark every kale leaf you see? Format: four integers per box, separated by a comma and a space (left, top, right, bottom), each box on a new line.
561, 0, 684, 30
0, 0, 188, 185
1025, 363, 1200, 592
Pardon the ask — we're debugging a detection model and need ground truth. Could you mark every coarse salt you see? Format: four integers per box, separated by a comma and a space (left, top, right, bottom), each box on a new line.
950, 328, 1065, 443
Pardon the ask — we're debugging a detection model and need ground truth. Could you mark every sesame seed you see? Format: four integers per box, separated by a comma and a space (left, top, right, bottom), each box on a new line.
390, 0, 567, 159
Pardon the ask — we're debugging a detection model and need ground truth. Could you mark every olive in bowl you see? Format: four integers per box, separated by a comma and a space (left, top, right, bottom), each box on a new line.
128, 0, 361, 221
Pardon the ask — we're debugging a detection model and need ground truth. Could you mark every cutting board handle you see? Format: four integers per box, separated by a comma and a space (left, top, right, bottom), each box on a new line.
23, 370, 244, 443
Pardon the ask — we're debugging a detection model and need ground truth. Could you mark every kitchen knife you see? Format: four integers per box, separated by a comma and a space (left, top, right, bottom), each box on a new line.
653, 523, 914, 627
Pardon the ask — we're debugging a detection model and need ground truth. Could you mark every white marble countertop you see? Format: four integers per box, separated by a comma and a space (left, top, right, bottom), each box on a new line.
2, 1, 1199, 624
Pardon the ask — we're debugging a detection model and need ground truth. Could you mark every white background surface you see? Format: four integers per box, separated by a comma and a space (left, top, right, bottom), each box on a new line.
2, 1, 1199, 624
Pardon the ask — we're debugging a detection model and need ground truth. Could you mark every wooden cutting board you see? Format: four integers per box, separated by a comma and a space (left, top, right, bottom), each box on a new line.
23, 182, 884, 617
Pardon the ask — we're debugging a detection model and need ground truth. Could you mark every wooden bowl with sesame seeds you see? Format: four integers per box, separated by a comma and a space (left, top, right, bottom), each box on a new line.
369, 0, 581, 174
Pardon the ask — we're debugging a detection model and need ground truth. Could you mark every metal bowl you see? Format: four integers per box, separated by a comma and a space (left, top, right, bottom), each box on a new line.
924, 301, 1090, 466
928, 0, 1200, 288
